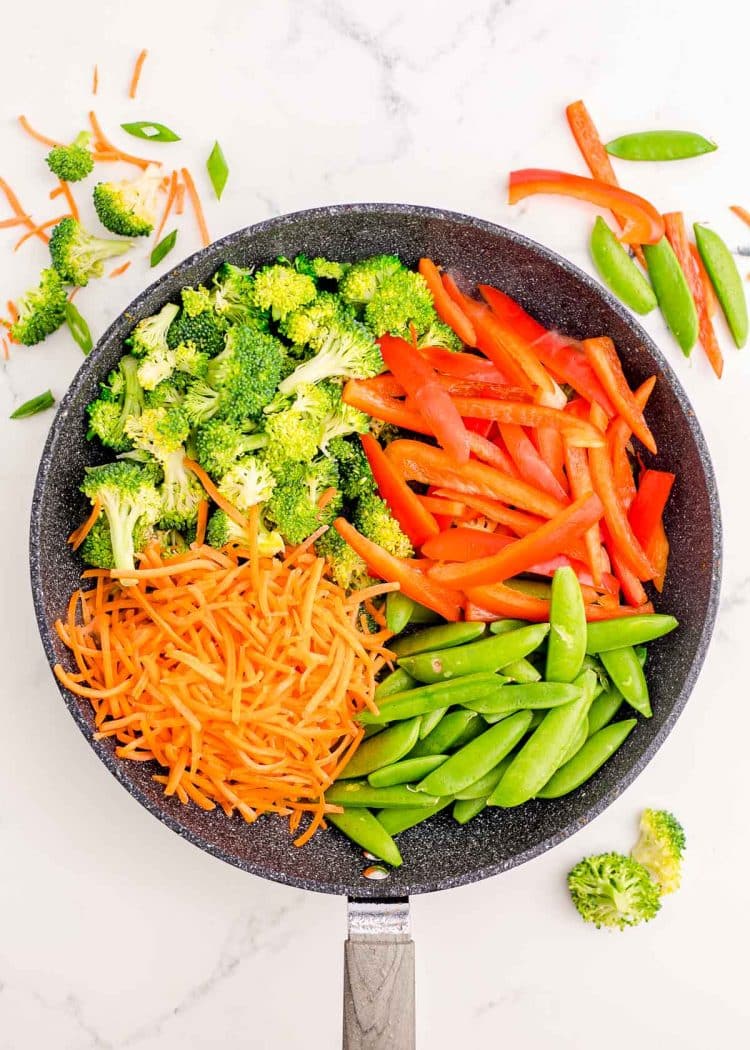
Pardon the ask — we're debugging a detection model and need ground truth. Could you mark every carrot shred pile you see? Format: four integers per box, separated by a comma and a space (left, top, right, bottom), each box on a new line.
54, 540, 395, 844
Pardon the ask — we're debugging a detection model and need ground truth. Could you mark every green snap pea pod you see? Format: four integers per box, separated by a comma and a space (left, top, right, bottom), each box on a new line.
488, 669, 597, 807
368, 754, 448, 787
501, 657, 541, 683
399, 623, 549, 683
586, 686, 623, 737
454, 753, 516, 799
489, 618, 529, 635
374, 666, 416, 701
325, 781, 441, 809
419, 707, 448, 738
451, 715, 489, 748
408, 602, 442, 624
386, 591, 417, 634
363, 724, 386, 739
339, 717, 422, 780
590, 217, 657, 314
536, 719, 637, 799
463, 681, 581, 715
605, 130, 717, 162
635, 645, 647, 668
359, 673, 503, 725
411, 710, 485, 757
389, 622, 485, 658
418, 711, 532, 796
546, 566, 586, 683
558, 717, 588, 766
585, 614, 678, 653
694, 223, 748, 348
506, 578, 551, 599
526, 710, 545, 732
600, 647, 651, 717
453, 796, 488, 824
327, 808, 402, 867
643, 237, 699, 354
378, 797, 453, 835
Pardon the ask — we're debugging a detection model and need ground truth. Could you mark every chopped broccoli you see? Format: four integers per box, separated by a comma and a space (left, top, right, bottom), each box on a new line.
315, 526, 372, 591
128, 303, 180, 357
206, 508, 284, 557
264, 383, 331, 467
417, 317, 463, 351
368, 419, 400, 446
182, 326, 284, 425
212, 262, 270, 330
49, 218, 131, 286
92, 164, 163, 237
278, 319, 383, 397
86, 354, 144, 452
252, 263, 317, 321
339, 254, 405, 310
194, 418, 267, 478
318, 389, 369, 450
124, 406, 202, 530
293, 253, 350, 283
80, 515, 154, 569
364, 269, 435, 337
154, 528, 191, 558
136, 340, 209, 392
279, 292, 349, 351
326, 436, 375, 499
631, 809, 686, 895
354, 492, 413, 558
80, 461, 161, 583
9, 268, 67, 346
218, 457, 276, 510
567, 852, 661, 930
45, 131, 93, 183
144, 378, 183, 409
166, 304, 226, 358
181, 286, 213, 318
267, 457, 342, 545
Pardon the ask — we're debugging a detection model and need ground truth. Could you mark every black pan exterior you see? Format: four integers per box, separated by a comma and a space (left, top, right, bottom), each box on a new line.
30, 204, 721, 897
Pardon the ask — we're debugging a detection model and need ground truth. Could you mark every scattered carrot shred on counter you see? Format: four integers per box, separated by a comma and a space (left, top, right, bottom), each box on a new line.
180, 167, 211, 247
174, 182, 185, 215
109, 261, 132, 278
92, 64, 99, 95
730, 205, 750, 228
14, 214, 68, 251
154, 170, 178, 242
88, 110, 157, 170
129, 48, 148, 99
0, 177, 47, 244
54, 539, 396, 844
17, 114, 63, 148
1, 336, 9, 360
58, 180, 80, 222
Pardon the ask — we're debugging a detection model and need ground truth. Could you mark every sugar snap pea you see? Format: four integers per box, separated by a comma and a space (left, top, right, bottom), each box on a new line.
590, 216, 657, 314
558, 717, 588, 766
359, 673, 504, 725
418, 711, 533, 796
368, 754, 448, 788
635, 645, 647, 668
411, 710, 485, 757
399, 623, 549, 683
546, 566, 586, 683
586, 686, 623, 737
453, 795, 488, 824
451, 714, 490, 748
506, 578, 551, 599
389, 622, 485, 658
694, 223, 748, 348
363, 724, 386, 739
378, 797, 453, 835
419, 707, 448, 738
489, 619, 528, 635
501, 657, 541, 683
454, 753, 516, 799
605, 129, 717, 162
408, 602, 442, 624
386, 590, 417, 634
600, 646, 651, 717
643, 237, 699, 354
325, 781, 441, 809
327, 808, 403, 866
463, 681, 581, 715
339, 717, 422, 779
536, 719, 637, 798
374, 666, 415, 701
585, 614, 678, 653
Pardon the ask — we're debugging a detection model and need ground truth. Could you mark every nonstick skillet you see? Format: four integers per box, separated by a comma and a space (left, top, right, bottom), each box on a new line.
30, 204, 721, 1048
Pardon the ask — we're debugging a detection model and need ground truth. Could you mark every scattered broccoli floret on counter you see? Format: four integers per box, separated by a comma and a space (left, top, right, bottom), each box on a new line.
327, 436, 375, 500
354, 492, 413, 559
86, 355, 144, 452
279, 292, 349, 351
206, 508, 284, 556
315, 526, 372, 591
93, 164, 163, 237
278, 320, 383, 397
9, 268, 67, 346
339, 254, 405, 310
183, 326, 285, 425
166, 299, 226, 358
212, 262, 270, 330
80, 461, 161, 582
194, 418, 267, 478
267, 456, 342, 545
567, 852, 661, 930
124, 405, 202, 530
128, 302, 180, 357
293, 253, 350, 283
252, 262, 317, 321
45, 131, 94, 183
416, 317, 463, 351
49, 218, 131, 286
631, 809, 686, 895
365, 269, 435, 337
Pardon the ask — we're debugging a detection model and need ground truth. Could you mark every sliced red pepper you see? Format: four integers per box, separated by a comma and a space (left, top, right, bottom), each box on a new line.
563, 439, 604, 587
344, 379, 429, 433
333, 517, 462, 622
664, 212, 724, 379
378, 335, 470, 464
469, 431, 521, 477
583, 337, 657, 454
418, 345, 508, 382
418, 258, 477, 346
690, 242, 719, 319
607, 376, 657, 512
417, 494, 468, 519
533, 425, 568, 495
600, 521, 648, 608
645, 519, 670, 593
628, 469, 675, 549
508, 169, 665, 245
363, 371, 527, 403
428, 493, 604, 589
466, 583, 652, 623
463, 417, 494, 438
359, 433, 439, 547
449, 394, 605, 448
498, 422, 568, 502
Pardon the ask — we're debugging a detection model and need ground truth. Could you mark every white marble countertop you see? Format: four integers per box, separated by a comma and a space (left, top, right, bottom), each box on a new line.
2, 1, 749, 1046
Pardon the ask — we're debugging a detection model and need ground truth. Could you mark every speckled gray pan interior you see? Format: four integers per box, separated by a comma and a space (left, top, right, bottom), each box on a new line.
30, 204, 721, 898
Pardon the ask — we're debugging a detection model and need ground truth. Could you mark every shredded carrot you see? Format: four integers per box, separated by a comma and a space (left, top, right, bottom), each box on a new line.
0, 216, 30, 229
154, 170, 178, 243
17, 115, 63, 148
58, 180, 80, 222
181, 167, 210, 247
731, 205, 750, 228
0, 178, 46, 244
195, 500, 209, 547
184, 458, 251, 533
88, 111, 157, 170
1, 336, 9, 361
175, 182, 185, 215
68, 499, 102, 550
129, 49, 148, 99
92, 64, 99, 95
49, 185, 65, 200
109, 261, 132, 278
14, 214, 68, 251
317, 486, 338, 511
7, 301, 18, 323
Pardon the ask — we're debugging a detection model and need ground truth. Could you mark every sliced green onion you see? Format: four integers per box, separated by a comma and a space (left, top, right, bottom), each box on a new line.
65, 301, 93, 355
150, 229, 178, 268
120, 121, 181, 142
206, 141, 229, 200
11, 390, 55, 419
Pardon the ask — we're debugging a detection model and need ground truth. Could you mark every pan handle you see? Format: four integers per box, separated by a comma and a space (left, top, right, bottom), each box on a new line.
343, 897, 415, 1050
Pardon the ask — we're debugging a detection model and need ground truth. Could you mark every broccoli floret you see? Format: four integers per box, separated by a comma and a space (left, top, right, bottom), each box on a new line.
153, 528, 191, 558
318, 388, 369, 450
124, 406, 202, 530
267, 457, 342, 545
9, 268, 67, 346
218, 457, 276, 509
315, 526, 372, 591
417, 317, 463, 351
144, 378, 183, 409
293, 253, 350, 283
339, 254, 404, 310
279, 292, 349, 352
167, 306, 226, 358
264, 384, 331, 467
182, 326, 284, 425
49, 218, 131, 286
364, 269, 435, 337
631, 809, 686, 895
354, 492, 413, 559
252, 263, 317, 321
86, 355, 144, 452
369, 419, 400, 446
181, 286, 213, 318
79, 515, 154, 569
92, 164, 163, 237
211, 262, 270, 330
326, 437, 375, 500
278, 320, 383, 397
206, 508, 284, 557
45, 131, 94, 183
136, 340, 209, 392
194, 418, 267, 478
567, 852, 661, 930
80, 461, 161, 583
128, 303, 180, 357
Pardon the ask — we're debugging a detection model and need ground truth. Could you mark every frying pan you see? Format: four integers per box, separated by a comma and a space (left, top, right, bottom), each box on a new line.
30, 204, 721, 1048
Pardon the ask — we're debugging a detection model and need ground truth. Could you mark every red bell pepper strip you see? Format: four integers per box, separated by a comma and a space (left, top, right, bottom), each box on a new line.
463, 417, 494, 438
664, 212, 724, 379
607, 376, 657, 512
469, 431, 521, 477
418, 345, 508, 382
628, 470, 675, 548
428, 493, 604, 589
379, 335, 470, 464
385, 440, 566, 519
498, 422, 568, 502
533, 424, 568, 495
690, 243, 718, 319
588, 403, 655, 581
644, 519, 670, 593
508, 169, 665, 245
417, 494, 469, 519
600, 521, 648, 608
563, 439, 604, 587
466, 583, 652, 623
359, 434, 439, 547
363, 371, 527, 403
344, 380, 429, 433
418, 258, 477, 346
448, 394, 606, 448
583, 337, 657, 454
